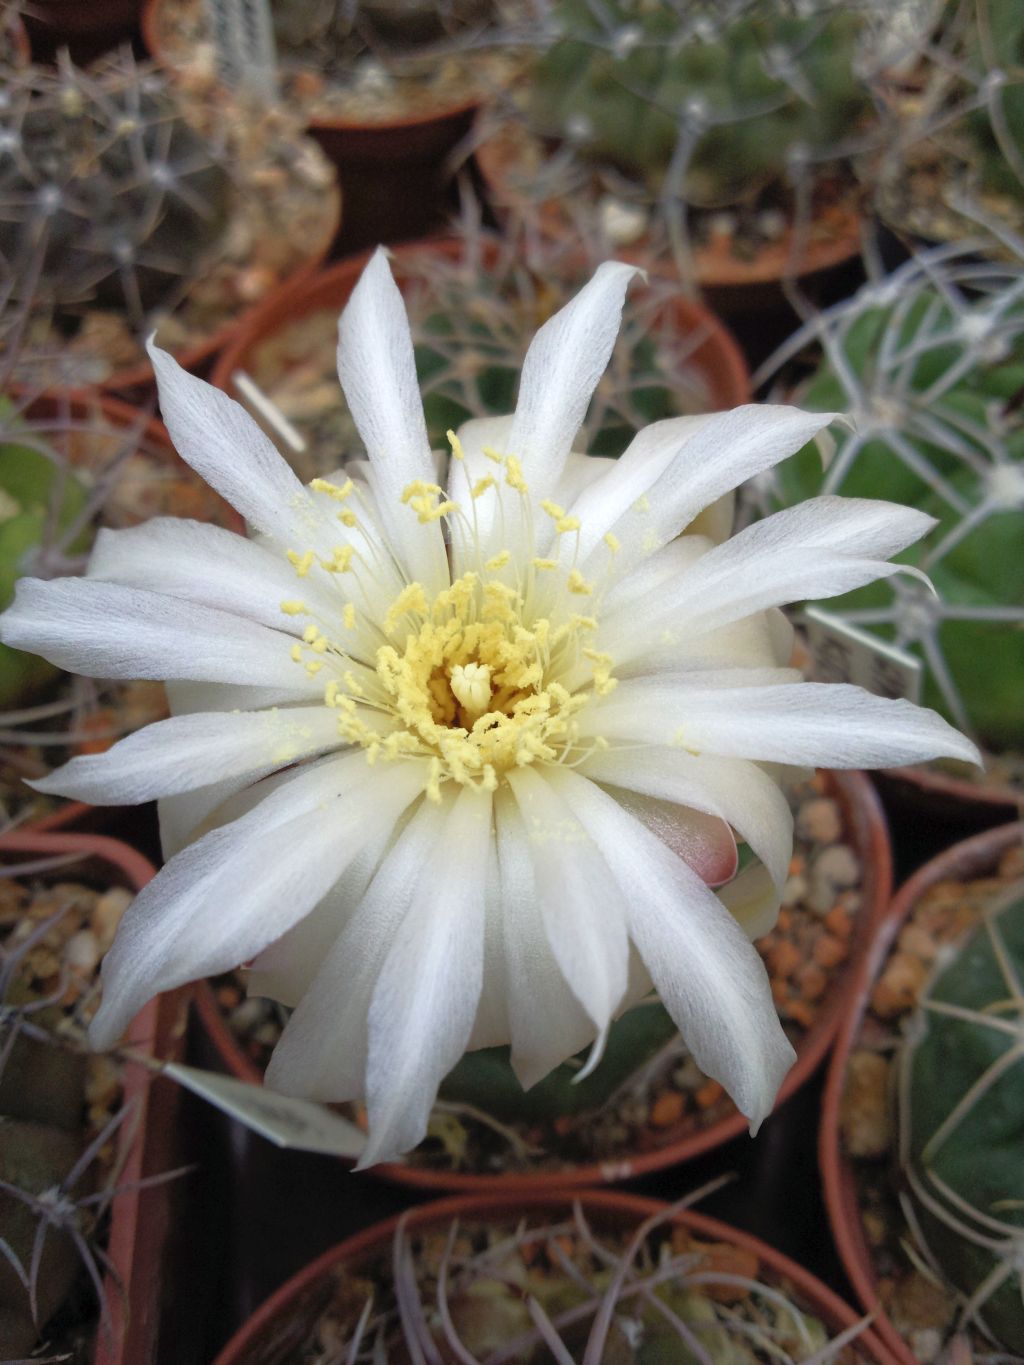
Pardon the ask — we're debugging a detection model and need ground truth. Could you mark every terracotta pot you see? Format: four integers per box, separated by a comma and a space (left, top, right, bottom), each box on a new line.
194, 768, 891, 1192
307, 104, 479, 255
210, 235, 751, 412
19, 0, 141, 64
0, 829, 189, 1365
819, 819, 1024, 1365
212, 1189, 891, 1365
873, 761, 1022, 833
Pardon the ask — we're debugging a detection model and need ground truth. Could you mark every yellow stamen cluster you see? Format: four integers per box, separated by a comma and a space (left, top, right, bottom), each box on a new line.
281, 444, 621, 799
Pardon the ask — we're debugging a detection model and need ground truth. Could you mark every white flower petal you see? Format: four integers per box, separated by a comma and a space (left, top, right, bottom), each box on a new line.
87, 520, 342, 636
148, 341, 318, 543
248, 821, 396, 1008
598, 497, 935, 665
580, 748, 793, 893
467, 835, 509, 1050
547, 767, 795, 1131
29, 707, 342, 804
493, 789, 601, 1089
264, 792, 450, 1101
587, 679, 982, 768
447, 414, 515, 566
508, 261, 638, 498
360, 786, 493, 1165
506, 767, 629, 1039
336, 248, 447, 589
575, 406, 839, 573
717, 863, 780, 942
0, 578, 320, 694
89, 754, 427, 1048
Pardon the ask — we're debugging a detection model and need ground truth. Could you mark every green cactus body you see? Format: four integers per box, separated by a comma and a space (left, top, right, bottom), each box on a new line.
898, 884, 1024, 1353
960, 0, 1024, 201
0, 437, 91, 707
0, 56, 230, 328
770, 266, 1024, 752
529, 0, 873, 205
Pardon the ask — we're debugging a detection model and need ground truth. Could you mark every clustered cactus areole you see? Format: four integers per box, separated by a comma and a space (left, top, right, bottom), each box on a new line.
527, 0, 877, 208
0, 53, 230, 330
762, 244, 1024, 754
898, 881, 1024, 1354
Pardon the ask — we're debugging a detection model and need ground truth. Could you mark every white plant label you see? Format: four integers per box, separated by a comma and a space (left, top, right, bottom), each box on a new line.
164, 1062, 367, 1157
802, 605, 922, 703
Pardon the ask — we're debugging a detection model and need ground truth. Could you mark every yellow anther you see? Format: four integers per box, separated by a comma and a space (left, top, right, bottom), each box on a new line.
312, 636, 328, 654
290, 643, 303, 662
634, 493, 650, 513
426, 757, 443, 804
532, 557, 558, 571
280, 600, 306, 615
482, 445, 503, 464
311, 477, 354, 501
604, 531, 620, 553
343, 603, 357, 630
305, 660, 324, 676
447, 430, 465, 461
416, 498, 459, 524
485, 549, 511, 570
568, 569, 593, 595
472, 475, 495, 499
505, 456, 528, 493
555, 515, 580, 534
540, 499, 566, 520
322, 545, 355, 574
384, 582, 428, 634
342, 671, 364, 697
302, 624, 319, 644
339, 510, 358, 528
287, 549, 315, 578
325, 680, 340, 707
401, 479, 442, 505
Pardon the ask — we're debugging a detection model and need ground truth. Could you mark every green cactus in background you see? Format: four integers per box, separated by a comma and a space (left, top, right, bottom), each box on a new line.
528, 0, 875, 207
0, 52, 230, 329
761, 244, 1024, 753
272, 0, 497, 52
0, 421, 91, 708
898, 883, 1024, 1354
963, 0, 1024, 199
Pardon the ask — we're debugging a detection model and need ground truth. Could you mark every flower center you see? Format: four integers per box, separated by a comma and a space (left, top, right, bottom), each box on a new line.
279, 440, 618, 800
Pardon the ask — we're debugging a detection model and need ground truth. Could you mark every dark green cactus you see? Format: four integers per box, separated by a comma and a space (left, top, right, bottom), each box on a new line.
766, 249, 1024, 752
0, 53, 230, 329
271, 0, 498, 60
0, 425, 91, 708
898, 882, 1024, 1354
528, 0, 875, 206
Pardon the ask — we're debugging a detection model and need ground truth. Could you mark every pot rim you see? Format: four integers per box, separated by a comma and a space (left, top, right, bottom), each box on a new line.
818, 818, 1024, 1365
195, 767, 891, 1191
212, 1187, 892, 1365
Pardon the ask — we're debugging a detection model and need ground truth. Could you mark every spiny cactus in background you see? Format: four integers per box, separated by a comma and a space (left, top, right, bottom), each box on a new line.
756, 243, 1024, 753
330, 1197, 867, 1360
0, 51, 230, 331
961, 0, 1024, 199
527, 0, 877, 208
897, 882, 1024, 1354
405, 223, 723, 456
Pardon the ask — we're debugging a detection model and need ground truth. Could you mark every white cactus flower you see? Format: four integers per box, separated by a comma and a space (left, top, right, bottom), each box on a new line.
0, 251, 979, 1167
